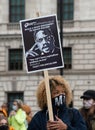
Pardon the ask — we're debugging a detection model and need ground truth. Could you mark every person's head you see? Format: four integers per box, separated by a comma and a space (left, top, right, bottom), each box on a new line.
0, 116, 9, 130
1, 103, 8, 112
34, 29, 55, 54
12, 99, 23, 112
80, 90, 95, 109
36, 75, 72, 110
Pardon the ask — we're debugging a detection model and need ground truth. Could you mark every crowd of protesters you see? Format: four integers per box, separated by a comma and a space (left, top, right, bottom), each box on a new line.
0, 76, 95, 130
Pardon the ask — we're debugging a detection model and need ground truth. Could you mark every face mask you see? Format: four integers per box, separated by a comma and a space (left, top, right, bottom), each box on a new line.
0, 125, 9, 130
52, 94, 66, 109
12, 105, 18, 111
83, 99, 94, 109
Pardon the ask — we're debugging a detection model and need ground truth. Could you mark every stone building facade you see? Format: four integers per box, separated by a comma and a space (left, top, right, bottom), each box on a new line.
0, 0, 95, 115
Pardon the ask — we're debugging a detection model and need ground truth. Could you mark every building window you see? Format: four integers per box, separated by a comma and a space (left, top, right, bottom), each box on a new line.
63, 47, 72, 69
57, 0, 74, 20
9, 0, 25, 22
9, 49, 23, 70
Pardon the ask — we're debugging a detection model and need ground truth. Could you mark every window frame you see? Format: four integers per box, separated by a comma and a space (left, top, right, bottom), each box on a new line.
9, 0, 25, 22
57, 0, 74, 20
8, 48, 23, 71
63, 47, 72, 69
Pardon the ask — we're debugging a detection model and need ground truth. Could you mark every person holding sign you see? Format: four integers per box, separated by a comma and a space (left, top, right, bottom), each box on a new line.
26, 29, 60, 58
28, 75, 87, 130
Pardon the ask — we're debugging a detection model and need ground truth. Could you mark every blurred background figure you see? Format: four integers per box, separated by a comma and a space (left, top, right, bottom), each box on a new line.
0, 107, 7, 118
22, 104, 32, 128
0, 116, 14, 130
8, 99, 26, 130
79, 90, 95, 130
1, 103, 8, 117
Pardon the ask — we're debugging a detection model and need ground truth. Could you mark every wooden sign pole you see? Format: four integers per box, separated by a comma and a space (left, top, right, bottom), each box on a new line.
36, 12, 53, 121
44, 70, 54, 121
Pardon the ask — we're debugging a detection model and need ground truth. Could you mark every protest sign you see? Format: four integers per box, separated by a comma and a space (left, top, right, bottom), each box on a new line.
20, 14, 64, 121
20, 14, 64, 73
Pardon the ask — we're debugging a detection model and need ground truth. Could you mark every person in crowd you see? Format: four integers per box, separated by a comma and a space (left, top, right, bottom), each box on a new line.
26, 29, 60, 58
22, 104, 32, 128
8, 99, 26, 130
0, 107, 7, 118
28, 75, 87, 130
0, 116, 14, 130
79, 90, 95, 130
1, 103, 8, 116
